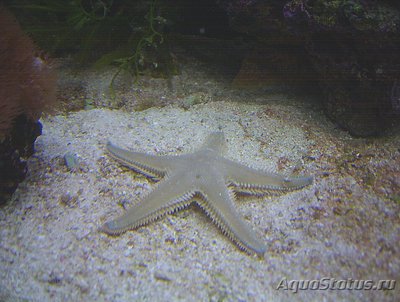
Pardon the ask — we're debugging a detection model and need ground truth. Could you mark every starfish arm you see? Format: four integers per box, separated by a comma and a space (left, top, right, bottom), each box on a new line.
220, 158, 312, 195
200, 131, 226, 153
197, 177, 266, 255
101, 174, 195, 235
107, 141, 179, 178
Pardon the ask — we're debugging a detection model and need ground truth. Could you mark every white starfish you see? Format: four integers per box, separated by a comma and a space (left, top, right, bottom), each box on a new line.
101, 132, 313, 255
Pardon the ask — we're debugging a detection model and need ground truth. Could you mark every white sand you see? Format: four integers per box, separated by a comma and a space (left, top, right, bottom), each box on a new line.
0, 93, 399, 301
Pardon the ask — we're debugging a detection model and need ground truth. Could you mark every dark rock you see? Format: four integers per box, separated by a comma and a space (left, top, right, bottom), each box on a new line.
306, 31, 400, 136
0, 115, 42, 204
216, 0, 400, 136
285, 0, 400, 136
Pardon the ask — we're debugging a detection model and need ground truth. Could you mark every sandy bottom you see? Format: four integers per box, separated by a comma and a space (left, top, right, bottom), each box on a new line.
1, 62, 399, 301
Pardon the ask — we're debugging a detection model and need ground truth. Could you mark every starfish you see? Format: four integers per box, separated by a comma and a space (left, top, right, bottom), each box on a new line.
101, 132, 313, 255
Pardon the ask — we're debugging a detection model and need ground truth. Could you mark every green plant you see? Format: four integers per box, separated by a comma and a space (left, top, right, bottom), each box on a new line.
7, 0, 118, 55
108, 0, 167, 96
6, 0, 176, 99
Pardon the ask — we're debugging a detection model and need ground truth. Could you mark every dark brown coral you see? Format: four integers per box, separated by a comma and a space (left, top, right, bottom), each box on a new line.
0, 5, 57, 136
0, 6, 57, 204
